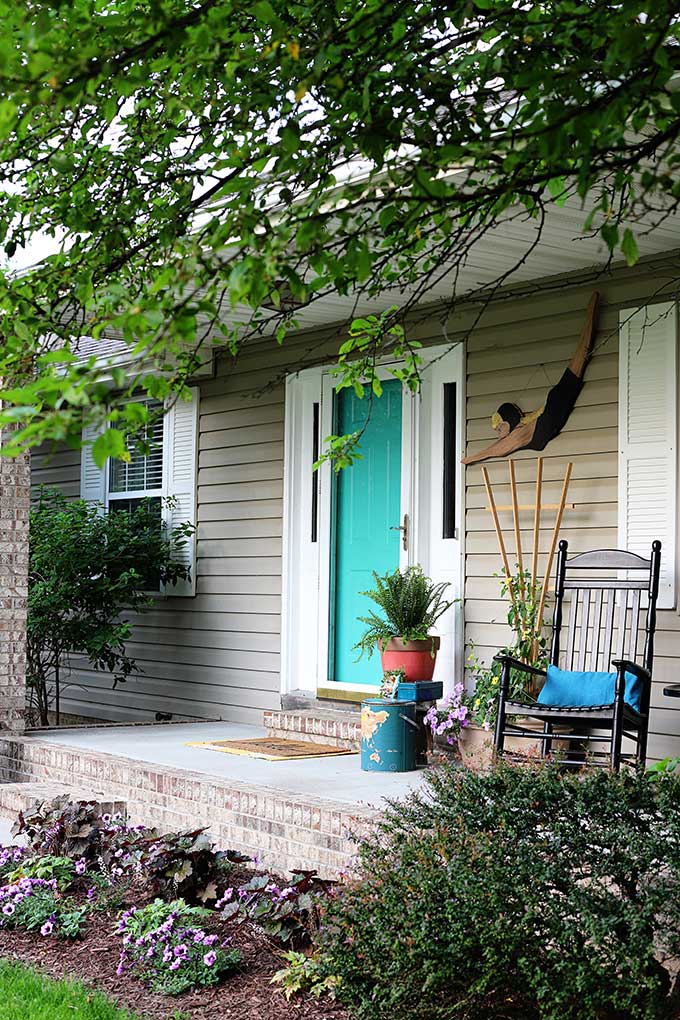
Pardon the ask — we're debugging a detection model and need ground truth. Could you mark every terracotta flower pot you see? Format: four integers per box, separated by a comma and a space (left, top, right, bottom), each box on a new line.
379, 636, 441, 682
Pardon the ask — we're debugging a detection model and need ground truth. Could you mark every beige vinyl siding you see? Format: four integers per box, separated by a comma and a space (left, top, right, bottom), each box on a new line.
461, 264, 680, 761
31, 445, 81, 499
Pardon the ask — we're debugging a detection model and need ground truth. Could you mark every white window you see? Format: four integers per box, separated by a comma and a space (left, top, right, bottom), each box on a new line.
618, 302, 677, 609
80, 389, 199, 597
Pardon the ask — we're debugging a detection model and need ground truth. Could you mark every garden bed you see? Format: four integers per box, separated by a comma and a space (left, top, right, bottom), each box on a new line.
0, 796, 346, 1020
0, 913, 346, 1020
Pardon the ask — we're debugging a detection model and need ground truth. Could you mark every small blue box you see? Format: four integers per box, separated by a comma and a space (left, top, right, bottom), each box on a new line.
396, 680, 443, 702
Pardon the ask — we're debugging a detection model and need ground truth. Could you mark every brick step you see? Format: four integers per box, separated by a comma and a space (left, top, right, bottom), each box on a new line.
0, 781, 127, 823
263, 708, 361, 750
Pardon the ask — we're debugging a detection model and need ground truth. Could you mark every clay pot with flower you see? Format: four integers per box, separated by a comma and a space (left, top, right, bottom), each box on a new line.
353, 566, 455, 681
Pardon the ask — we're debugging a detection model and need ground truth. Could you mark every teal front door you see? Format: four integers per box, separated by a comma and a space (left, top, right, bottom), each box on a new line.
330, 381, 403, 684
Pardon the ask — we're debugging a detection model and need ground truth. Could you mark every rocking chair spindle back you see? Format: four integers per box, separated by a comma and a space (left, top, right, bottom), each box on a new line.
494, 539, 661, 769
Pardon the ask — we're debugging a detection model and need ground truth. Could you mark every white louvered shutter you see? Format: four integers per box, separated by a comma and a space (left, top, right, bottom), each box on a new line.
619, 302, 677, 609
80, 420, 107, 505
163, 387, 199, 597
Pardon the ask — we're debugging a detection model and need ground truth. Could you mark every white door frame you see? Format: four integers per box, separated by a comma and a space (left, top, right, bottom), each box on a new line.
280, 342, 465, 701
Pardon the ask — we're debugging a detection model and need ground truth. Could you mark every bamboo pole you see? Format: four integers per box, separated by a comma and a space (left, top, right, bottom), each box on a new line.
535, 461, 572, 636
531, 457, 543, 594
509, 459, 524, 600
482, 466, 517, 612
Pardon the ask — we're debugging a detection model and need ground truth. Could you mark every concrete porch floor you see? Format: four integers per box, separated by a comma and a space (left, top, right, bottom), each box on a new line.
0, 721, 433, 877
34, 720, 430, 806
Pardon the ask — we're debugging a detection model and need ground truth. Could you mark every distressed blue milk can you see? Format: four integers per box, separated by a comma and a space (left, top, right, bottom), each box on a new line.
360, 698, 418, 772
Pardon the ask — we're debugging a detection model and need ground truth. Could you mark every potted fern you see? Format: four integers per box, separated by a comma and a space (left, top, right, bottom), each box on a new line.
354, 566, 454, 682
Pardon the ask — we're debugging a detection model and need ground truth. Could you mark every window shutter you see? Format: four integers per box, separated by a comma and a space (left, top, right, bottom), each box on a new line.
80, 420, 107, 505
619, 302, 677, 609
163, 387, 199, 597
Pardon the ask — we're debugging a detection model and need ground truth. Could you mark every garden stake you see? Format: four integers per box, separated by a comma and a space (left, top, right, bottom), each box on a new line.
509, 458, 525, 600
531, 456, 543, 595
536, 461, 573, 637
482, 466, 517, 613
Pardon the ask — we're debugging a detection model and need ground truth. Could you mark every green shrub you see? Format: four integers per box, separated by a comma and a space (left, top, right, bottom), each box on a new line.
271, 950, 339, 1000
28, 488, 193, 725
321, 764, 680, 1020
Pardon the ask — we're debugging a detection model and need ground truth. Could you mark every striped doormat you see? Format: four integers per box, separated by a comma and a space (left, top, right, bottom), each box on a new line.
186, 737, 357, 761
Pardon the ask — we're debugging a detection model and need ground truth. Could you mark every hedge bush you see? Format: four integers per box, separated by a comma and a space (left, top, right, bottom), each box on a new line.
321, 763, 680, 1020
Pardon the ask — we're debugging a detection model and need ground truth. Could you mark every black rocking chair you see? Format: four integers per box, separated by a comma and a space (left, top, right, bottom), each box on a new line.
494, 540, 661, 770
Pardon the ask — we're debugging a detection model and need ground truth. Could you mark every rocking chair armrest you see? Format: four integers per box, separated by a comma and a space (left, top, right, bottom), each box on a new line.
492, 654, 547, 679
610, 659, 651, 686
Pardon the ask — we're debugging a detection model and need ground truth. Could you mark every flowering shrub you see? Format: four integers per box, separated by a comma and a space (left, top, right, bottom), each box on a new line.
423, 682, 470, 745
12, 795, 122, 860
220, 869, 334, 947
14, 796, 239, 905
117, 899, 241, 995
99, 827, 238, 905
0, 877, 86, 939
0, 846, 27, 882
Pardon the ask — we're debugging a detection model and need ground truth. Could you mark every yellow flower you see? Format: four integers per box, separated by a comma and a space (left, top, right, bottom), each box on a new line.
474, 699, 480, 709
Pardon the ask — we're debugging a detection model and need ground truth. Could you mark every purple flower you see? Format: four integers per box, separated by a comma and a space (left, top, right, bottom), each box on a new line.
75, 859, 87, 875
202, 934, 218, 946
87, 887, 97, 901
40, 919, 54, 936
162, 949, 172, 964
215, 888, 233, 908
3, 903, 15, 916
203, 950, 217, 967
170, 959, 182, 971
193, 931, 205, 944
173, 944, 188, 958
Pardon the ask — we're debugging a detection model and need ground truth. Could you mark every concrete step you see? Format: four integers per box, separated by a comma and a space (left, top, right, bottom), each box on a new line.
0, 781, 127, 823
263, 708, 361, 750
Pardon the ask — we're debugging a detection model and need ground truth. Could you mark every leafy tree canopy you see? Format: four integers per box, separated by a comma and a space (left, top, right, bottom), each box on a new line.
0, 0, 679, 459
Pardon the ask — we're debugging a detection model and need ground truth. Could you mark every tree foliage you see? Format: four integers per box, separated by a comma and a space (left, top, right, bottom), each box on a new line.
0, 1, 679, 458
28, 488, 192, 725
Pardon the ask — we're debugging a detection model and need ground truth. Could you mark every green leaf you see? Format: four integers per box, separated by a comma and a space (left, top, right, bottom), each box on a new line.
91, 427, 128, 467
621, 228, 639, 267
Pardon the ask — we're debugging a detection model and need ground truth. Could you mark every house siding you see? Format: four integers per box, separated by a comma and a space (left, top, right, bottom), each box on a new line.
29, 255, 680, 758
461, 263, 680, 761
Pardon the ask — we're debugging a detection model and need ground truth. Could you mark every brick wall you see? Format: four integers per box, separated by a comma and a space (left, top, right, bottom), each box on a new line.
0, 443, 29, 732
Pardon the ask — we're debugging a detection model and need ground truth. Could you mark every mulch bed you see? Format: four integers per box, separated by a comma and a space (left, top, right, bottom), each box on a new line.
0, 913, 348, 1020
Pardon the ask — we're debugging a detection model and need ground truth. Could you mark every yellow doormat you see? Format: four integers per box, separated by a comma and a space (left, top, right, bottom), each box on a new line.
185, 737, 357, 761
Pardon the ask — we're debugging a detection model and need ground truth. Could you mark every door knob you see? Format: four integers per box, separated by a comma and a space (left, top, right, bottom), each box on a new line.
390, 513, 409, 551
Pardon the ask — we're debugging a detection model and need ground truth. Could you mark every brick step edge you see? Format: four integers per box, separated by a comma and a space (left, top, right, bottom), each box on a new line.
263, 710, 361, 749
0, 781, 127, 822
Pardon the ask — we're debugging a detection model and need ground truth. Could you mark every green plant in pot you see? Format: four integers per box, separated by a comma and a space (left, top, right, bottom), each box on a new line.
354, 566, 454, 682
